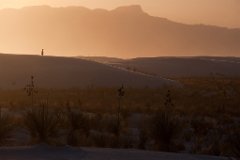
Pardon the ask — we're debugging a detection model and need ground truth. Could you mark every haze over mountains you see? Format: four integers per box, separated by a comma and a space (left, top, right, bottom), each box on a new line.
0, 5, 240, 58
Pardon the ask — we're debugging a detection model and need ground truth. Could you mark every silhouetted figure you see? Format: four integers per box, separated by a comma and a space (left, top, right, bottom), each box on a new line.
41, 49, 44, 56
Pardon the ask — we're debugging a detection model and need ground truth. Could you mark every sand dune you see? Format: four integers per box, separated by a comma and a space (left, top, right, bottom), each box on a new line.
0, 145, 228, 160
86, 56, 240, 78
0, 54, 173, 89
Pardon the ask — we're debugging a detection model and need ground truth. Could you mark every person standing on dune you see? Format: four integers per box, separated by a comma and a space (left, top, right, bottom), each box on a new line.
41, 49, 44, 56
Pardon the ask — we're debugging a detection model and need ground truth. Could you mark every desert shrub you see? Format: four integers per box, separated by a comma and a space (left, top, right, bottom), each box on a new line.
137, 115, 151, 150
89, 113, 101, 131
150, 111, 182, 152
23, 103, 63, 144
182, 125, 194, 142
120, 131, 135, 148
106, 116, 119, 134
200, 130, 222, 156
191, 137, 204, 154
89, 131, 118, 148
99, 114, 125, 137
190, 117, 216, 154
190, 117, 214, 137
229, 129, 240, 158
66, 106, 90, 146
0, 107, 13, 145
138, 126, 148, 149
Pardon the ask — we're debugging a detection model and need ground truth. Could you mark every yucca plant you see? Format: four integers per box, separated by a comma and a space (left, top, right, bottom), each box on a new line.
24, 76, 38, 107
151, 90, 181, 151
115, 85, 125, 136
164, 90, 174, 111
23, 76, 63, 144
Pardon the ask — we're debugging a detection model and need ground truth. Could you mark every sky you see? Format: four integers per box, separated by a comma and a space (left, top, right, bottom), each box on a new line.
0, 0, 239, 28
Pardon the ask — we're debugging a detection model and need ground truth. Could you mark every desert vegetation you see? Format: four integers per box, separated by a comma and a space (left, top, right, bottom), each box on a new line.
0, 77, 239, 158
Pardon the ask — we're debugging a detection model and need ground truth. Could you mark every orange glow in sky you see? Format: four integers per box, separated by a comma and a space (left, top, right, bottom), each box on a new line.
0, 0, 239, 28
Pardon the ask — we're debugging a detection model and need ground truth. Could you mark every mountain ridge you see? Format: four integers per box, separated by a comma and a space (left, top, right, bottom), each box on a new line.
0, 5, 239, 58
6, 5, 237, 29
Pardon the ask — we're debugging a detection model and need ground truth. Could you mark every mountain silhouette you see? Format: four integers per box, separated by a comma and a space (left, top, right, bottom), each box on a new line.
0, 5, 239, 57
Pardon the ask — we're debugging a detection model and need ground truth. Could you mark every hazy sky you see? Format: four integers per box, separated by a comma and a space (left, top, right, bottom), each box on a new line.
0, 0, 239, 28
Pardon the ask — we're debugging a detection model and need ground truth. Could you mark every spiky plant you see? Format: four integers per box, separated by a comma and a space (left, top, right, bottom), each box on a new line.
151, 90, 181, 151
164, 90, 174, 111
115, 85, 125, 136
24, 75, 38, 107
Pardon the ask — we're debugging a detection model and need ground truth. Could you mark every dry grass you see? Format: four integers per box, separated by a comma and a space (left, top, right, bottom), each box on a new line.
0, 77, 239, 157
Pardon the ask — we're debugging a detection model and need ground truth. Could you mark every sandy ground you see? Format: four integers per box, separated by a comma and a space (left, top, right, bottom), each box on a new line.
0, 145, 228, 160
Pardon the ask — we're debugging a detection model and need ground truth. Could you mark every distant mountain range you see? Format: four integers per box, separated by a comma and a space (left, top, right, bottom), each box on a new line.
0, 5, 240, 58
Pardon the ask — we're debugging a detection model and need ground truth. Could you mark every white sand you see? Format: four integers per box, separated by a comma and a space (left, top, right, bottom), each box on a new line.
0, 145, 228, 160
